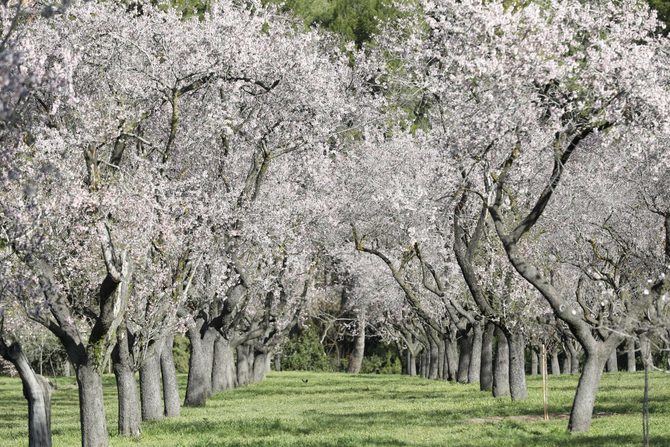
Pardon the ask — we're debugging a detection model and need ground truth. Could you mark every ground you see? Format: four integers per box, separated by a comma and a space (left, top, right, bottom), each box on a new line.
0, 371, 668, 446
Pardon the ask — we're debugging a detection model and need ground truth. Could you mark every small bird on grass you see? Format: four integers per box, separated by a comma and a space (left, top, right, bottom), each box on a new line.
301, 378, 309, 384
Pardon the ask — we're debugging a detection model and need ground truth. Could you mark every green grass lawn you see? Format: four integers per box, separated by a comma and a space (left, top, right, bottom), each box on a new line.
0, 371, 668, 446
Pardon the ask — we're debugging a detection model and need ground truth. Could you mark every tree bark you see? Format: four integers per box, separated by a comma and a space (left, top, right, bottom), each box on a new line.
445, 334, 458, 381
160, 335, 180, 417
428, 338, 439, 380
468, 322, 483, 383
212, 335, 235, 392
348, 314, 366, 374
111, 329, 140, 437
551, 351, 561, 376
568, 349, 607, 432
0, 340, 52, 447
480, 323, 494, 391
530, 349, 539, 376
457, 329, 471, 383
565, 341, 581, 374
437, 337, 445, 380
606, 348, 618, 373
236, 344, 251, 386
493, 327, 510, 398
274, 353, 282, 372
184, 324, 215, 406
562, 353, 571, 375
139, 350, 163, 421
626, 338, 636, 372
508, 332, 527, 401
252, 351, 268, 382
75, 364, 108, 447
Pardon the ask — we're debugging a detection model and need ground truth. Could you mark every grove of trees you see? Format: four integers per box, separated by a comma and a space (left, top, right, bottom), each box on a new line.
0, 0, 668, 446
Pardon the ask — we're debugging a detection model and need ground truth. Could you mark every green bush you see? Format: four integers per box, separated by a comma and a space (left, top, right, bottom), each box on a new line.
281, 327, 334, 372
361, 351, 402, 374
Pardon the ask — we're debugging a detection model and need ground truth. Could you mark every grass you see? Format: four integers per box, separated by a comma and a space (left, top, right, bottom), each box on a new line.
0, 371, 668, 446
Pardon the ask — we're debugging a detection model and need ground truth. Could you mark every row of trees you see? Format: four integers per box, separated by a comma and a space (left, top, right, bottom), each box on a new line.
1, 0, 669, 446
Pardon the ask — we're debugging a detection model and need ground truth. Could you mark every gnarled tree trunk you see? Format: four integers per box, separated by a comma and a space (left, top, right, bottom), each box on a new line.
184, 323, 216, 406
236, 344, 251, 386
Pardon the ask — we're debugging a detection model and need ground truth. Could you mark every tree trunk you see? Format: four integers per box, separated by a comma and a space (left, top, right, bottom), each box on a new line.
568, 349, 607, 432
493, 327, 510, 398
626, 338, 636, 373
348, 315, 366, 374
1, 341, 53, 447
184, 325, 214, 407
75, 364, 108, 447
530, 349, 539, 376
252, 351, 268, 382
274, 353, 282, 372
236, 344, 251, 386
139, 350, 163, 421
437, 337, 445, 380
606, 348, 618, 373
445, 334, 458, 381
111, 330, 140, 437
468, 322, 483, 384
565, 341, 581, 374
551, 351, 561, 376
562, 353, 571, 375
457, 329, 471, 383
212, 336, 235, 392
480, 323, 494, 391
409, 350, 417, 376
508, 332, 527, 401
160, 335, 180, 417
428, 338, 439, 380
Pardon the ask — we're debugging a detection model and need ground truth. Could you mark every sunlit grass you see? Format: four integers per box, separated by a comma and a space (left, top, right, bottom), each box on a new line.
0, 371, 668, 446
